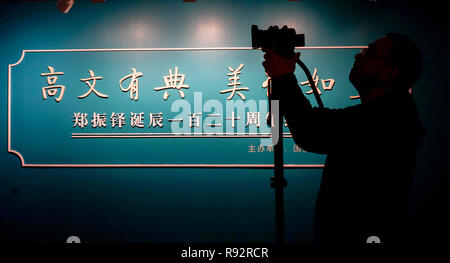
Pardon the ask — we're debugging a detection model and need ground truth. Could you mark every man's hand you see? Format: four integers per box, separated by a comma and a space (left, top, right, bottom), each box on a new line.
262, 48, 300, 80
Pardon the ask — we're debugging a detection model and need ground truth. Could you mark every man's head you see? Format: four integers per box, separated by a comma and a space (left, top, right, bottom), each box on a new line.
350, 33, 423, 96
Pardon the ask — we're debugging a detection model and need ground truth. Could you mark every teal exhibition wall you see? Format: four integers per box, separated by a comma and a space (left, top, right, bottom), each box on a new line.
1, 0, 448, 243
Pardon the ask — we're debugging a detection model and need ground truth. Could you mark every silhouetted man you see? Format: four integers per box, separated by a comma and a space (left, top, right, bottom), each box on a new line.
262, 33, 425, 245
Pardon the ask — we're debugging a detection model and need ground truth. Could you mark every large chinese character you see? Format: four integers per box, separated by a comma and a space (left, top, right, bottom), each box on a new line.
91, 113, 107, 128
41, 66, 65, 102
300, 68, 321, 95
79, 70, 108, 99
168, 117, 183, 123
130, 112, 145, 128
111, 112, 125, 128
73, 113, 88, 128
262, 73, 271, 98
188, 113, 202, 128
205, 114, 222, 127
154, 67, 190, 100
220, 64, 249, 100
265, 112, 288, 127
246, 112, 260, 127
299, 68, 335, 95
226, 111, 241, 128
149, 113, 164, 128
119, 67, 143, 101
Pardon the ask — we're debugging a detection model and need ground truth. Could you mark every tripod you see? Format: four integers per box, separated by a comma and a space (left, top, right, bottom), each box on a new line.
267, 58, 323, 244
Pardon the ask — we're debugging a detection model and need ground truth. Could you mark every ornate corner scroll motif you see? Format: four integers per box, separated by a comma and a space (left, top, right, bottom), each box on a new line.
8, 50, 27, 166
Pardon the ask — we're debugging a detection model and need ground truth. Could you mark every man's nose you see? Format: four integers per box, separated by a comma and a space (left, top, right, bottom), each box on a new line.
356, 48, 367, 59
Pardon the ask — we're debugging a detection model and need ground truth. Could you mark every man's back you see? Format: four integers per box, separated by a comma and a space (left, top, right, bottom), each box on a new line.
315, 90, 424, 244
273, 73, 425, 245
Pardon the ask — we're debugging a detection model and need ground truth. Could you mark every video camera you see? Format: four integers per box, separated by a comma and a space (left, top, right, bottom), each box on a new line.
251, 25, 305, 57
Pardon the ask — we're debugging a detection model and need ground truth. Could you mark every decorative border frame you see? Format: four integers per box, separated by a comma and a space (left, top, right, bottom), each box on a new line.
8, 46, 366, 168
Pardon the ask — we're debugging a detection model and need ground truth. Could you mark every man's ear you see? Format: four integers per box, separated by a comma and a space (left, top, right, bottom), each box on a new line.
382, 66, 399, 82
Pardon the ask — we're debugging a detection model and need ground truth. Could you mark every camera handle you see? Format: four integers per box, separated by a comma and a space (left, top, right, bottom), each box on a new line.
268, 58, 324, 244
296, 59, 325, 109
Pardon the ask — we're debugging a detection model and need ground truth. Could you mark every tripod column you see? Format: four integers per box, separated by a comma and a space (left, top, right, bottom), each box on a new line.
268, 79, 287, 244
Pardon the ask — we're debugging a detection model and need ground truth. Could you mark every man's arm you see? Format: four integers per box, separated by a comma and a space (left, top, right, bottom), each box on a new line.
272, 73, 355, 154
263, 48, 357, 154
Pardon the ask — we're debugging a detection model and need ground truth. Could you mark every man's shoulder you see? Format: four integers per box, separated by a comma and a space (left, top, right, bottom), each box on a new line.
318, 103, 363, 116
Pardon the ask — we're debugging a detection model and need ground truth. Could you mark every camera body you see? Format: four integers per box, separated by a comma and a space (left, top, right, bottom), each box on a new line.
251, 25, 305, 58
